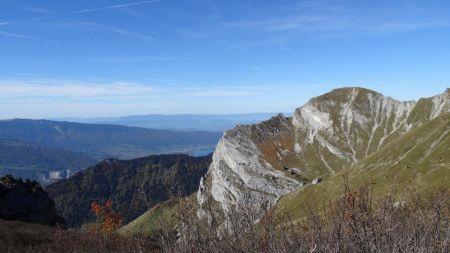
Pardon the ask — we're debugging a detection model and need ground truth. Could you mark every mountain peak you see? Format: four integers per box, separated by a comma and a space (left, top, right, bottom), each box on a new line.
328, 86, 380, 95
311, 87, 382, 104
198, 87, 450, 224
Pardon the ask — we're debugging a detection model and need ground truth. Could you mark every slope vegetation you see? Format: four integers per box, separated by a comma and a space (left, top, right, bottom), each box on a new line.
276, 112, 450, 218
0, 175, 64, 226
46, 154, 211, 228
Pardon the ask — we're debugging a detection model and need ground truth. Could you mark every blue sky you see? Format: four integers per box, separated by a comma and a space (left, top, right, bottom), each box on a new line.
0, 0, 449, 118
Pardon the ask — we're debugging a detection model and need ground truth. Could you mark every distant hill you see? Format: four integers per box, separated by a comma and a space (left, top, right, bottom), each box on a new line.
46, 154, 211, 228
51, 113, 285, 131
0, 139, 97, 184
0, 119, 222, 160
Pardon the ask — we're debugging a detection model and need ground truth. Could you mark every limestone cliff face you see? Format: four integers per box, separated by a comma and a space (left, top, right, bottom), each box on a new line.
198, 114, 301, 215
198, 87, 450, 219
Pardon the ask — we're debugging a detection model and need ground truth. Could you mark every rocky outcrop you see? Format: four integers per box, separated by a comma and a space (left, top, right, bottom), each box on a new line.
198, 87, 450, 221
198, 114, 301, 216
0, 175, 64, 226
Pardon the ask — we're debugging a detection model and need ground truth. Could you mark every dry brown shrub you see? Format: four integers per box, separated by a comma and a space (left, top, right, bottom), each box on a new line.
159, 182, 450, 253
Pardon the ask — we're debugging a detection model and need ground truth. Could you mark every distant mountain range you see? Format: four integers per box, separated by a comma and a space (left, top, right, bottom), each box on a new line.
0, 119, 221, 183
49, 113, 287, 132
0, 119, 222, 160
0, 139, 97, 184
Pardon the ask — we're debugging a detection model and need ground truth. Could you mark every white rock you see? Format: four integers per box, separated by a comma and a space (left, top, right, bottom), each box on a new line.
294, 143, 302, 153
311, 178, 321, 185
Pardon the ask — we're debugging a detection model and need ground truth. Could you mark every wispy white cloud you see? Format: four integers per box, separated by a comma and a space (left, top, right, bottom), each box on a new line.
0, 1, 159, 42
44, 21, 155, 41
74, 0, 162, 14
0, 79, 158, 99
90, 56, 181, 64
231, 37, 290, 50
222, 15, 327, 31
2, 19, 154, 42
0, 79, 283, 101
0, 30, 29, 39
179, 88, 255, 97
116, 8, 150, 19
249, 66, 275, 72
0, 78, 328, 118
0, 30, 57, 43
23, 7, 54, 14
221, 1, 450, 36
108, 27, 154, 41
223, 15, 447, 34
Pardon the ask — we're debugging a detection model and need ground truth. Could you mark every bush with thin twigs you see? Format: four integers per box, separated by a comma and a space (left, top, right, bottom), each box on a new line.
0, 228, 160, 253
1, 181, 448, 252
160, 181, 449, 253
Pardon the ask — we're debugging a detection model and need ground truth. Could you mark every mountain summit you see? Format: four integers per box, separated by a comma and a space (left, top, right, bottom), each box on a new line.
198, 87, 450, 219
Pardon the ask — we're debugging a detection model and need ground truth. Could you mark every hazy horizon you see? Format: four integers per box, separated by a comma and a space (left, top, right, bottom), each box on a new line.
2, 112, 290, 121
0, 86, 447, 119
1, 0, 450, 118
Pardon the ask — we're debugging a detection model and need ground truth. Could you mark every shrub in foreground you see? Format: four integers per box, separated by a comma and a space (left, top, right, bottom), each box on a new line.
160, 183, 450, 253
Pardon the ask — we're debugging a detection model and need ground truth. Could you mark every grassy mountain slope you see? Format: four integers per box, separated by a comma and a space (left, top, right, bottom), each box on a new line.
119, 198, 181, 236
0, 139, 97, 183
0, 119, 221, 160
119, 192, 199, 236
276, 112, 450, 218
46, 154, 211, 228
258, 88, 448, 181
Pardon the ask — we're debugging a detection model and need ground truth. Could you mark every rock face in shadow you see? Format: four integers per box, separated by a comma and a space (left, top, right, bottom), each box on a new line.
0, 175, 64, 226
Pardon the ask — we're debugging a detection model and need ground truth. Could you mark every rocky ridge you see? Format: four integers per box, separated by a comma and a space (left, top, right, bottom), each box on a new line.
198, 87, 450, 219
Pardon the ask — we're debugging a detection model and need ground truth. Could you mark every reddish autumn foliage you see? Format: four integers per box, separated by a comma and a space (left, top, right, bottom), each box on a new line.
90, 199, 124, 233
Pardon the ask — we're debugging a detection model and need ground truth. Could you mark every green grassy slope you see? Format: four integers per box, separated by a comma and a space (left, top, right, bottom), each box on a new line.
118, 194, 196, 237
276, 113, 450, 219
119, 199, 179, 236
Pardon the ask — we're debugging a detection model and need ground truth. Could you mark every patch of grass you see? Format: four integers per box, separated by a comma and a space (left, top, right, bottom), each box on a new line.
118, 199, 178, 237
276, 113, 450, 219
